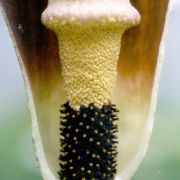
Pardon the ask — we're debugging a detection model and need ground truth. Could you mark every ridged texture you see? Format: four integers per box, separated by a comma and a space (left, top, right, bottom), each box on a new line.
59, 102, 119, 179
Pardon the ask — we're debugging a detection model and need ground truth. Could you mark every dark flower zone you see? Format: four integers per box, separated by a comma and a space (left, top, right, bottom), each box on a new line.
59, 102, 119, 180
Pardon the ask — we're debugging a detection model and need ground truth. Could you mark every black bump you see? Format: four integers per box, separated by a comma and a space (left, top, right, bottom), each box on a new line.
58, 102, 119, 180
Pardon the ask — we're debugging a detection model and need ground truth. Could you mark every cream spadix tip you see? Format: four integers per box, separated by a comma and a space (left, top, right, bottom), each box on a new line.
42, 0, 140, 28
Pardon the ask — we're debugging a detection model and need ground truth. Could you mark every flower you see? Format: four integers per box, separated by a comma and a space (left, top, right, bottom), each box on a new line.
0, 0, 170, 179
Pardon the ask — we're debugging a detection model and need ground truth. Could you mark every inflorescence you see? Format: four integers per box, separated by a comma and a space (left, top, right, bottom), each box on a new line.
59, 102, 119, 180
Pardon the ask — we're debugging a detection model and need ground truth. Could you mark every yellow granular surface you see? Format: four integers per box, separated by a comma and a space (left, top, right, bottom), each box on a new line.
54, 23, 123, 110
41, 0, 141, 110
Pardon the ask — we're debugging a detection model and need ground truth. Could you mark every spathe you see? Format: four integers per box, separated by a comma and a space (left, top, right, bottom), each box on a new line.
0, 0, 170, 179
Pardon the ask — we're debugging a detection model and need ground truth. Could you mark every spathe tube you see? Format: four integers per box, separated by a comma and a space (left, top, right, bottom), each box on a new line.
0, 0, 170, 179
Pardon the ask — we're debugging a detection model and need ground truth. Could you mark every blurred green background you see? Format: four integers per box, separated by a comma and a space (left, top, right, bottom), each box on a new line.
0, 1, 180, 180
